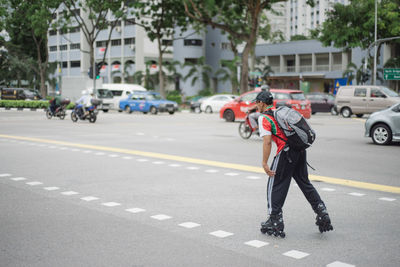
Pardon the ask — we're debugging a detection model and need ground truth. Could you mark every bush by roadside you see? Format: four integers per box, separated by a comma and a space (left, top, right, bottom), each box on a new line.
0, 100, 75, 110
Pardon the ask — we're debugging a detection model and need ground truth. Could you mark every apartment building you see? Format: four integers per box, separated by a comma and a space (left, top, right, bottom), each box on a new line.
286, 0, 349, 40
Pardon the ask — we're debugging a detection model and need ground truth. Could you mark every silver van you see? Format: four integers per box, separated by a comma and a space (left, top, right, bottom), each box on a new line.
335, 85, 400, 118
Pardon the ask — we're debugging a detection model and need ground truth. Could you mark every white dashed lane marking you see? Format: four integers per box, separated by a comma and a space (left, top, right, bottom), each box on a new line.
151, 214, 172, 221
26, 181, 43, 186
122, 156, 132, 160
348, 192, 365, 197
102, 202, 121, 207
169, 164, 181, 167
109, 154, 119, 158
95, 152, 105, 156
322, 188, 336, 192
126, 208, 146, 213
282, 250, 310, 259
137, 158, 148, 162
205, 169, 219, 173
379, 197, 396, 202
43, 187, 60, 191
244, 240, 269, 248
61, 191, 79, 196
81, 196, 99, 201
326, 261, 356, 267
0, 173, 12, 177
225, 172, 240, 176
246, 176, 261, 180
11, 177, 27, 181
186, 166, 199, 170
209, 230, 234, 238
152, 161, 165, 165
178, 222, 201, 229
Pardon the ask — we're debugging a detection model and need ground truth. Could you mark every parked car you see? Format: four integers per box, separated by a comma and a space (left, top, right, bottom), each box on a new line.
200, 94, 237, 113
119, 91, 178, 115
0, 88, 36, 100
190, 96, 209, 113
29, 89, 43, 100
220, 88, 311, 122
365, 103, 400, 145
335, 85, 400, 118
306, 92, 337, 115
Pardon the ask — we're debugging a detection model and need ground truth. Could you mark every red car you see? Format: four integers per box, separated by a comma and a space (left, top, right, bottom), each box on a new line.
220, 88, 311, 122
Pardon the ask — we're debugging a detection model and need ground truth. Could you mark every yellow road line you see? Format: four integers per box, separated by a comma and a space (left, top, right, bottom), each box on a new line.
1, 134, 399, 194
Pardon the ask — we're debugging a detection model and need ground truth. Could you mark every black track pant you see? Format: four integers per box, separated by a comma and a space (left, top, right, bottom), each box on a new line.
267, 147, 323, 215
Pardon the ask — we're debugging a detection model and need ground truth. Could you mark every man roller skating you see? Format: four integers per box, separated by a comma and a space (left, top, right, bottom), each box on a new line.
254, 91, 333, 238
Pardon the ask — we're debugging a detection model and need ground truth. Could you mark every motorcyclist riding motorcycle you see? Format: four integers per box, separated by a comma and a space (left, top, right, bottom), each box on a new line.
50, 91, 62, 115
76, 90, 94, 118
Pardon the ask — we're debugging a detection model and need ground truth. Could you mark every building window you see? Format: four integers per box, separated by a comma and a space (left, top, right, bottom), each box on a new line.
70, 43, 80, 50
184, 39, 202, 46
62, 61, 68, 68
112, 20, 122, 27
59, 44, 68, 51
96, 41, 107, 47
49, 46, 57, 52
221, 42, 231, 50
70, 61, 81, 68
124, 38, 135, 45
162, 39, 173, 46
125, 19, 135, 26
49, 29, 57, 36
184, 58, 198, 64
111, 39, 121, 46
69, 26, 80, 33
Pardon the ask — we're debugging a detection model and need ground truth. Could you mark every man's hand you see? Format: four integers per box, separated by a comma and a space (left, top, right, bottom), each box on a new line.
263, 163, 276, 177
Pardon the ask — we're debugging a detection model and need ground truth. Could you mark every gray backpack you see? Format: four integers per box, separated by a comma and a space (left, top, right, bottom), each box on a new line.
264, 106, 315, 150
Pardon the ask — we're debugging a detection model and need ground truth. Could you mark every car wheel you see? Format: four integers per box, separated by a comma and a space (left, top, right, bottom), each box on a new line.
341, 107, 352, 118
331, 106, 338, 115
103, 109, 109, 113
194, 107, 201, 113
125, 106, 132, 114
205, 106, 212, 113
312, 111, 316, 115
371, 124, 392, 145
223, 109, 235, 122
150, 106, 158, 115
356, 114, 363, 118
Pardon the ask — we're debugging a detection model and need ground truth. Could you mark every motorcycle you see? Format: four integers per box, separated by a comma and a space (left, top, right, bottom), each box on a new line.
71, 99, 102, 123
46, 99, 70, 120
238, 110, 259, 139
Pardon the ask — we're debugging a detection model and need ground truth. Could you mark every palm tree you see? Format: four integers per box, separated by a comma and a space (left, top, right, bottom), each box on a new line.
214, 56, 240, 94
183, 56, 212, 92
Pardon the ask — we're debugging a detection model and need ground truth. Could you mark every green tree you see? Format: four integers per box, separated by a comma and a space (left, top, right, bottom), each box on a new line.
129, 0, 191, 98
184, 0, 293, 94
58, 0, 131, 93
183, 57, 213, 92
315, 0, 400, 50
1, 0, 60, 96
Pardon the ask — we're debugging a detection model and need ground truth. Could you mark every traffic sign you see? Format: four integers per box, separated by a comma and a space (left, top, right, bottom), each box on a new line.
383, 68, 400, 80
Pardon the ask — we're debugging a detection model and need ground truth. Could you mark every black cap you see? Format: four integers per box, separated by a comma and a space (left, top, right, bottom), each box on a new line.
254, 91, 273, 104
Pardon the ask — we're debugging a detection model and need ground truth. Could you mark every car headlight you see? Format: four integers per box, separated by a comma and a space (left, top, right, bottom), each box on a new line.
173, 103, 178, 107
159, 103, 166, 108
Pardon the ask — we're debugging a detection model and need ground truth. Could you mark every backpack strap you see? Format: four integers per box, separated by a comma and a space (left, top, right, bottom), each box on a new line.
260, 112, 287, 143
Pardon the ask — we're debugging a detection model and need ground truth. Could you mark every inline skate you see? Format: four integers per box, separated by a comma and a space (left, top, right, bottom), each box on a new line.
315, 203, 334, 233
260, 212, 285, 238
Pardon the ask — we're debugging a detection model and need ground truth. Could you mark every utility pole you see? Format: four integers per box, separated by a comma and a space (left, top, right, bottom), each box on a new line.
373, 0, 377, 85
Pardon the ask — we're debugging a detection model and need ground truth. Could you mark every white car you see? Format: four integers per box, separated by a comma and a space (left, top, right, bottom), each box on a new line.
200, 94, 237, 113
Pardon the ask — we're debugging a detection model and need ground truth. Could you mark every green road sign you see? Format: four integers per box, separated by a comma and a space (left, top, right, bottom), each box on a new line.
383, 68, 400, 80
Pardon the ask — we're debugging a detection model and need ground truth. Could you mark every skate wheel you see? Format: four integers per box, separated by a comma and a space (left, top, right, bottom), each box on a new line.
280, 232, 286, 238
260, 228, 267, 234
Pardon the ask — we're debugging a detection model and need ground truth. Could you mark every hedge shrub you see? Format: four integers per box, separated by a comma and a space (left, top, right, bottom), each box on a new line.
166, 90, 182, 105
0, 100, 49, 109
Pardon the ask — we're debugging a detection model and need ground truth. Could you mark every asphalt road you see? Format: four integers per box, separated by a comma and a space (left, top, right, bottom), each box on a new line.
0, 110, 399, 267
